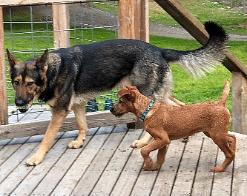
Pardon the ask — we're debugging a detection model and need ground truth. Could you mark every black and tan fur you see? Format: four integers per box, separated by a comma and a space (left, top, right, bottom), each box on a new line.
7, 21, 228, 166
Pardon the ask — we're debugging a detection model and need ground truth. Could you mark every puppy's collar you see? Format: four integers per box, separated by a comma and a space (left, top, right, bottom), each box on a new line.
139, 99, 156, 121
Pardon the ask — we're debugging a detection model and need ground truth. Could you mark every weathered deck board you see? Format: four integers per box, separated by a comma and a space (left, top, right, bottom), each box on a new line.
51, 126, 113, 195
0, 126, 246, 196
0, 132, 64, 194
30, 129, 97, 195
110, 132, 146, 196
71, 127, 127, 195
150, 140, 186, 196
0, 136, 40, 183
191, 137, 218, 196
232, 133, 247, 196
90, 129, 142, 195
130, 151, 159, 196
211, 147, 233, 196
170, 134, 204, 195
0, 137, 29, 165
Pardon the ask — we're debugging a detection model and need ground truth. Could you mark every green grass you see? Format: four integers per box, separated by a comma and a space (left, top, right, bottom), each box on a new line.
150, 0, 247, 34
93, 0, 247, 35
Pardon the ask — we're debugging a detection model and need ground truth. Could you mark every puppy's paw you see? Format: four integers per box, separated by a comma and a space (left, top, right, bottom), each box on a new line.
210, 166, 225, 173
131, 139, 148, 149
143, 158, 154, 171
26, 153, 44, 166
68, 140, 83, 149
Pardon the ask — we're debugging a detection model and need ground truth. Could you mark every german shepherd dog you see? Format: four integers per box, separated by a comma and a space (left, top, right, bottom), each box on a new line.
7, 21, 227, 166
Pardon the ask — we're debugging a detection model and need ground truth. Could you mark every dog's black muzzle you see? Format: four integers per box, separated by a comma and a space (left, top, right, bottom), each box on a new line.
15, 97, 29, 113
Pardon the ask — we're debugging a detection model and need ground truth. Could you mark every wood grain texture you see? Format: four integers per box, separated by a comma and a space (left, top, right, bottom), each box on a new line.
52, 3, 70, 48
0, 111, 136, 140
0, 7, 8, 125
232, 72, 247, 134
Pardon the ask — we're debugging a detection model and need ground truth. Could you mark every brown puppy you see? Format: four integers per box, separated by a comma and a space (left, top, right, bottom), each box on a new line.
111, 82, 236, 173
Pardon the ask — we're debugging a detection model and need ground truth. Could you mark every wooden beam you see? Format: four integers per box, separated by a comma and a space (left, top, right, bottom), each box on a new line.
0, 7, 8, 125
154, 0, 247, 77
0, 111, 136, 140
0, 0, 87, 6
232, 72, 247, 134
118, 0, 135, 39
52, 3, 70, 48
118, 0, 149, 42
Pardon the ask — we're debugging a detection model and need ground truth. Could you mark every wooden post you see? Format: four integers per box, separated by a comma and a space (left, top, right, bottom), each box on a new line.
52, 3, 70, 48
232, 72, 247, 134
118, 0, 135, 39
118, 0, 149, 42
118, 0, 149, 129
0, 7, 8, 125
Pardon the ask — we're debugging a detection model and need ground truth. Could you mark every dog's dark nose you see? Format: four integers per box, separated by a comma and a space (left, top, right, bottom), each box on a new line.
15, 98, 26, 106
110, 108, 114, 113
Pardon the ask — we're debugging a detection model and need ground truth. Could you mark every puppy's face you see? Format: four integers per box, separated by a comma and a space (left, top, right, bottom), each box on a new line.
110, 86, 137, 117
7, 49, 49, 113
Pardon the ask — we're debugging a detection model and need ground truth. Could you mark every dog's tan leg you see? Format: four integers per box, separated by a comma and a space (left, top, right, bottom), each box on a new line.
131, 131, 152, 149
140, 131, 170, 171
210, 134, 236, 172
26, 110, 68, 166
68, 103, 87, 149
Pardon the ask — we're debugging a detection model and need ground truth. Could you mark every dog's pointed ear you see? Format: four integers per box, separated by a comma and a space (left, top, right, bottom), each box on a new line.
6, 49, 17, 68
36, 49, 48, 70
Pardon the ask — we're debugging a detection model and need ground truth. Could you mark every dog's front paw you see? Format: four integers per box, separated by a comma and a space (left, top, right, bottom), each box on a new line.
131, 139, 148, 149
26, 153, 44, 166
68, 140, 83, 149
210, 166, 225, 173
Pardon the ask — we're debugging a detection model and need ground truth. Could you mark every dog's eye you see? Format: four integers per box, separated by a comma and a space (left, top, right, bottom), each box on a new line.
26, 82, 34, 86
14, 81, 20, 86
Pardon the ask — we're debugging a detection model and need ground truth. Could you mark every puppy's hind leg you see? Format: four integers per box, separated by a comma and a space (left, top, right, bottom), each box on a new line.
68, 103, 88, 149
210, 133, 236, 172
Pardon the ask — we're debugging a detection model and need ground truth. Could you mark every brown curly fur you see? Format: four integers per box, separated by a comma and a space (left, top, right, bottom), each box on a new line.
111, 82, 236, 173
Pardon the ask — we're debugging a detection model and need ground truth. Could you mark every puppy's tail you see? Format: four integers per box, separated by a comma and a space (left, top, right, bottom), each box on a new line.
162, 21, 228, 77
218, 81, 230, 106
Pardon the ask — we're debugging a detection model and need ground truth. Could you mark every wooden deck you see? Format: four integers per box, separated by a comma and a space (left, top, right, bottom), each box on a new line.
0, 106, 247, 195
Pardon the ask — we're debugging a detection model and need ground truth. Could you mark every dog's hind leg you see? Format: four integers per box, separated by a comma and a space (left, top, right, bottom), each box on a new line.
26, 109, 68, 166
68, 103, 88, 149
210, 133, 236, 172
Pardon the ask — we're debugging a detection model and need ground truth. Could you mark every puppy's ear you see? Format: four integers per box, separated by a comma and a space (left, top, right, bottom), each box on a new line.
36, 49, 48, 70
124, 92, 136, 102
118, 87, 136, 102
118, 88, 130, 97
6, 49, 17, 68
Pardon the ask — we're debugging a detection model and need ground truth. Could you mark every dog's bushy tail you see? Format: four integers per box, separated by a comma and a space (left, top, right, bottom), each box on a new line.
218, 81, 230, 106
162, 21, 228, 77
